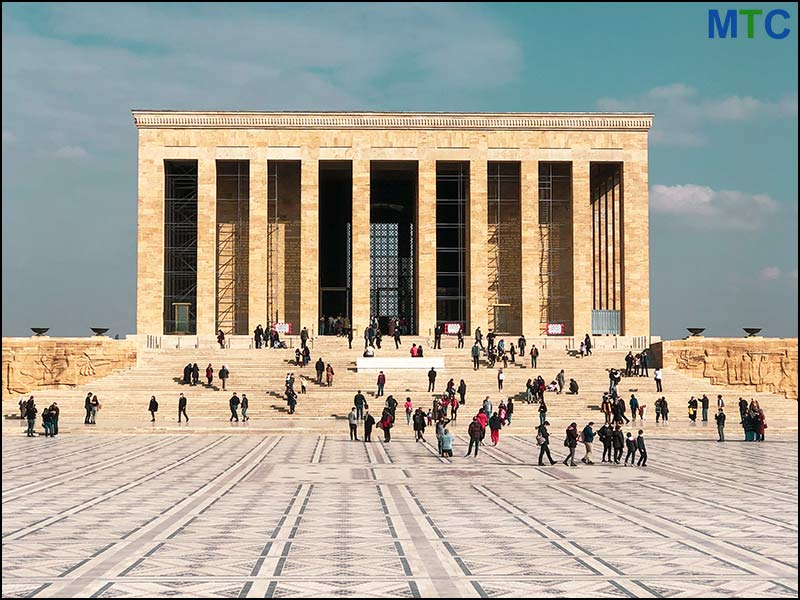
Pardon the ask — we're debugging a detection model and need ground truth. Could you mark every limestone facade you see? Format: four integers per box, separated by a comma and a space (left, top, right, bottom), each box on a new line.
133, 111, 652, 338
651, 338, 798, 400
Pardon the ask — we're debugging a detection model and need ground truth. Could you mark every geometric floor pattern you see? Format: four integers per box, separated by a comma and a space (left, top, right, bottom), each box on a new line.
3, 434, 797, 598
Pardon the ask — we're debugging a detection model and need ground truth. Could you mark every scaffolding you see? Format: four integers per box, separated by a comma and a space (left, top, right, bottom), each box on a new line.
538, 163, 571, 333
215, 161, 249, 335
164, 161, 198, 335
487, 162, 521, 334
267, 163, 280, 326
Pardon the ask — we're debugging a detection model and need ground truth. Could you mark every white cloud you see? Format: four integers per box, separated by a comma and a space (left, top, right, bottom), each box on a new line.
760, 266, 782, 281
650, 184, 779, 229
597, 84, 798, 146
50, 145, 88, 159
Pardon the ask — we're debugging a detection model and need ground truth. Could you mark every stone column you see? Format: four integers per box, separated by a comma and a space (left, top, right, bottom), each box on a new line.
520, 160, 540, 337
351, 159, 371, 335
248, 158, 268, 333
468, 158, 488, 335
572, 161, 592, 338
196, 155, 217, 337
416, 159, 437, 337
622, 159, 650, 336
136, 151, 164, 335
300, 158, 319, 335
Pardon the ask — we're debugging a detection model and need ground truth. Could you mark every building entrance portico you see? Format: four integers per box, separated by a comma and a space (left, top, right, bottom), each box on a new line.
134, 111, 652, 340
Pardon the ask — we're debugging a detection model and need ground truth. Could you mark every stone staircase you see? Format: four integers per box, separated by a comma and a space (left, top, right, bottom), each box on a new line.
3, 336, 796, 436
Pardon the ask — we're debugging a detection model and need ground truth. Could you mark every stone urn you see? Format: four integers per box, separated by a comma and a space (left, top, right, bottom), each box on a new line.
90, 327, 110, 336
30, 327, 49, 336
743, 328, 762, 337
686, 328, 705, 337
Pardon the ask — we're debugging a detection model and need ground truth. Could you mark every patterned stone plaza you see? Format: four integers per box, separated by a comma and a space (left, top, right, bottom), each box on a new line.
2, 434, 797, 598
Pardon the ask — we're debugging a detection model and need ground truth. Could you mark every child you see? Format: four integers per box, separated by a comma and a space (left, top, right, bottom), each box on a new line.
427, 408, 433, 426
638, 404, 646, 421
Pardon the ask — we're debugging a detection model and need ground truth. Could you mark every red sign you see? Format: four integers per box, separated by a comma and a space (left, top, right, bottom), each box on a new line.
546, 323, 565, 336
273, 322, 293, 334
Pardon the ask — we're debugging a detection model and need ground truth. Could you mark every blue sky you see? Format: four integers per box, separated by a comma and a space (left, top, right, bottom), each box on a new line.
2, 3, 797, 339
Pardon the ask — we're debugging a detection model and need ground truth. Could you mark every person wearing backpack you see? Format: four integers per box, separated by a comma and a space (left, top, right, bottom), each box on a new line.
148, 396, 158, 422
537, 421, 556, 466
563, 422, 579, 466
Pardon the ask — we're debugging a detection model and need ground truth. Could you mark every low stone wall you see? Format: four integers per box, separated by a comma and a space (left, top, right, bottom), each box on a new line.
651, 338, 797, 400
2, 337, 137, 401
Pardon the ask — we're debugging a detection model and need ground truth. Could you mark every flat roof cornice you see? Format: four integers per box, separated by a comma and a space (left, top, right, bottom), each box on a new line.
131, 110, 653, 131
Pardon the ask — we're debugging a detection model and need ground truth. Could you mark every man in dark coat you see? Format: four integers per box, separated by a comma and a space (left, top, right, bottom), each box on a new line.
84, 392, 93, 424
364, 410, 376, 442
636, 430, 647, 466
536, 421, 556, 465
178, 393, 188, 423
624, 432, 637, 465
563, 422, 578, 466
598, 422, 613, 463
315, 358, 325, 384
612, 424, 625, 463
427, 367, 437, 392
715, 408, 726, 442
229, 392, 240, 422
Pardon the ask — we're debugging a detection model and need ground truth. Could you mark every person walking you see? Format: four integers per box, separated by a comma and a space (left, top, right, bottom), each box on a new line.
404, 398, 413, 425
315, 358, 325, 384
354, 390, 366, 421
205, 363, 214, 387
474, 326, 483, 350
563, 422, 579, 466
530, 345, 539, 368
325, 363, 334, 386
629, 394, 639, 423
191, 363, 200, 386
497, 368, 505, 391
518, 335, 526, 360
229, 392, 240, 422
556, 369, 565, 394
457, 328, 464, 349
413, 408, 427, 442
506, 397, 514, 426
300, 326, 309, 350
219, 365, 229, 391
536, 421, 557, 465
488, 412, 503, 446
457, 379, 467, 406
584, 333, 592, 356
217, 329, 225, 349
435, 416, 451, 455
348, 407, 359, 441
148, 396, 158, 422
241, 394, 249, 421
636, 430, 648, 466
178, 393, 188, 422
581, 422, 596, 464
465, 416, 483, 457
654, 368, 663, 392
25, 397, 37, 437
84, 392, 93, 424
471, 342, 481, 370
379, 408, 394, 443
376, 371, 386, 397
662, 397, 670, 422
624, 432, 637, 466
715, 407, 726, 441
640, 349, 649, 377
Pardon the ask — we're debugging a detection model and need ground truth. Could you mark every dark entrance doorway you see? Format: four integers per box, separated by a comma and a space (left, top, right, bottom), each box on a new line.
319, 162, 352, 334
370, 162, 417, 335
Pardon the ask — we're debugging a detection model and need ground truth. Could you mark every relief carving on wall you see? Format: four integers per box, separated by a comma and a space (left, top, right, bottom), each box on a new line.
3, 342, 136, 399
672, 346, 797, 400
